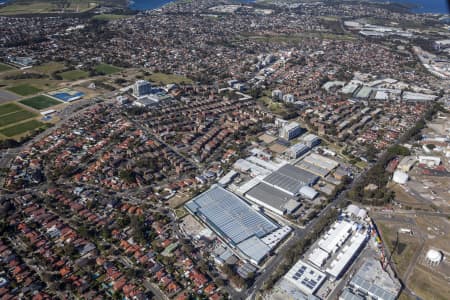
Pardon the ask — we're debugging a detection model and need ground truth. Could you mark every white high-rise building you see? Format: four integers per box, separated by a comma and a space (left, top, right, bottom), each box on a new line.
133, 80, 152, 97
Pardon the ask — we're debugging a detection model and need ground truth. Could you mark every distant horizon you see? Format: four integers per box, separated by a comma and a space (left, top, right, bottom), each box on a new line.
128, 0, 450, 14
1, 0, 449, 14
371, 0, 449, 14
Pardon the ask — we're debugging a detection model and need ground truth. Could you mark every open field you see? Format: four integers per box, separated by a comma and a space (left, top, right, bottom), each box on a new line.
20, 95, 63, 110
408, 265, 450, 300
148, 72, 193, 85
389, 183, 433, 210
60, 69, 89, 81
168, 192, 192, 209
377, 222, 421, 277
95, 63, 122, 75
0, 0, 97, 15
6, 84, 42, 96
0, 63, 14, 72
375, 213, 450, 300
0, 119, 46, 137
32, 62, 66, 74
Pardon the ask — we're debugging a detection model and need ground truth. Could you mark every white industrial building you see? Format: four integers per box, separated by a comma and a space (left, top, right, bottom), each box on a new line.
261, 226, 292, 249
304, 153, 339, 171
41, 109, 56, 116
402, 92, 438, 102
393, 170, 408, 184
299, 186, 318, 200
284, 260, 327, 295
308, 248, 330, 268
326, 232, 366, 279
418, 156, 441, 167
345, 204, 367, 219
233, 158, 272, 177
309, 219, 368, 280
318, 221, 354, 254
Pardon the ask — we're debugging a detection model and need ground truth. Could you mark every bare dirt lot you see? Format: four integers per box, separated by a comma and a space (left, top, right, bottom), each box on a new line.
0, 89, 20, 103
374, 212, 450, 300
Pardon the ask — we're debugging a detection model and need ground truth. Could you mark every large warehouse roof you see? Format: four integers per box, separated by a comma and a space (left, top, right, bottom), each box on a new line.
185, 185, 279, 245
245, 182, 300, 215
263, 164, 318, 196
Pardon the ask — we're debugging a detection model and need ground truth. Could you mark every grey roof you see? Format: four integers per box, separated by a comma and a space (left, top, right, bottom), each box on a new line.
350, 259, 400, 300
340, 288, 364, 300
237, 236, 271, 264
296, 161, 330, 177
263, 164, 319, 195
351, 275, 396, 300
185, 185, 278, 245
299, 186, 318, 199
246, 182, 297, 213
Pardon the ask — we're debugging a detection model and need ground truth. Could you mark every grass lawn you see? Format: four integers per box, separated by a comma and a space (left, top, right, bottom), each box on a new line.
95, 63, 121, 75
257, 95, 288, 115
0, 110, 38, 127
0, 119, 45, 137
92, 14, 129, 21
0, 63, 14, 72
0, 103, 23, 116
20, 95, 63, 110
60, 69, 89, 81
6, 84, 42, 96
148, 72, 193, 85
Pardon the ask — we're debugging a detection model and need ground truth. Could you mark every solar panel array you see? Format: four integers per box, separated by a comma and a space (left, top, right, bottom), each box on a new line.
186, 186, 278, 245
285, 260, 326, 295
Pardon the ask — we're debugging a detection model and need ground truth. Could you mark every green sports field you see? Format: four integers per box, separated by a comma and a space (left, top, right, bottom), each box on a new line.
95, 63, 121, 75
0, 119, 45, 137
0, 110, 38, 127
20, 95, 63, 110
6, 83, 42, 96
0, 103, 23, 116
